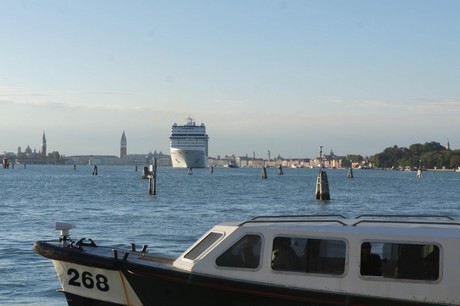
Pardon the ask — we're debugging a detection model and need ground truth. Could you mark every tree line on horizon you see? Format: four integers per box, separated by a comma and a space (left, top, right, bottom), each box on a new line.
346, 141, 460, 169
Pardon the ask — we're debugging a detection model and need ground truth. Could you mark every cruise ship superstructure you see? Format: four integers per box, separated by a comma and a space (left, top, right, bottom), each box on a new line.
170, 117, 209, 168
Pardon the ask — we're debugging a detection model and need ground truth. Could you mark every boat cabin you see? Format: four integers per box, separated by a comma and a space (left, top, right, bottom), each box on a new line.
173, 215, 460, 305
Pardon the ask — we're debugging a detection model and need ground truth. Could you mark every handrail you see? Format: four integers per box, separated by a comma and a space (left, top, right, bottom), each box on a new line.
239, 218, 348, 227
352, 219, 460, 227
251, 214, 348, 220
237, 214, 457, 228
355, 214, 454, 220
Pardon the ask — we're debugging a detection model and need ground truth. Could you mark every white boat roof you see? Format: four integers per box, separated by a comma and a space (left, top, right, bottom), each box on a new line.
216, 214, 460, 239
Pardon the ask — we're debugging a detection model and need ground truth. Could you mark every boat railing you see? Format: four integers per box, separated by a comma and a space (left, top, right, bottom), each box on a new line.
352, 214, 460, 227
355, 214, 455, 220
352, 219, 460, 227
238, 214, 460, 228
251, 214, 348, 220
239, 214, 348, 226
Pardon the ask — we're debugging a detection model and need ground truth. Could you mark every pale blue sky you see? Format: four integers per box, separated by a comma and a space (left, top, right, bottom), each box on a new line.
1, 0, 459, 158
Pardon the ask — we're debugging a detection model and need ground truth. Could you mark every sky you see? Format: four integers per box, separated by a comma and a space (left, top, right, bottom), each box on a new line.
1, 0, 459, 159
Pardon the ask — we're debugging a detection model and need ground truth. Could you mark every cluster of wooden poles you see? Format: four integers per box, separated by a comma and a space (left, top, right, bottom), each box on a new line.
139, 159, 361, 201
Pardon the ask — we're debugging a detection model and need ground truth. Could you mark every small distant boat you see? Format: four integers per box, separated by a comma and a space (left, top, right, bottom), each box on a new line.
34, 214, 460, 305
224, 160, 239, 168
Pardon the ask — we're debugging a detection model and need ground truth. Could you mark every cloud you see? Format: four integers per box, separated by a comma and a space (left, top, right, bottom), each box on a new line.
407, 99, 460, 114
0, 94, 146, 112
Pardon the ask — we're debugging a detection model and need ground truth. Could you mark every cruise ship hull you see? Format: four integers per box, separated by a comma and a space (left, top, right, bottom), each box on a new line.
170, 148, 208, 168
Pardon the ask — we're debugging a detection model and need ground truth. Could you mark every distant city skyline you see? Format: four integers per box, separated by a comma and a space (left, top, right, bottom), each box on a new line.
2, 130, 453, 160
1, 1, 459, 158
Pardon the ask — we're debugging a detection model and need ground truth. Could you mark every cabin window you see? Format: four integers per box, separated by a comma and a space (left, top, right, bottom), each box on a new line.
271, 236, 346, 275
360, 242, 440, 281
184, 232, 223, 260
216, 234, 261, 269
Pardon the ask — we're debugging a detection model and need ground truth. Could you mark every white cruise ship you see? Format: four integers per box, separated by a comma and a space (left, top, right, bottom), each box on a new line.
170, 117, 209, 168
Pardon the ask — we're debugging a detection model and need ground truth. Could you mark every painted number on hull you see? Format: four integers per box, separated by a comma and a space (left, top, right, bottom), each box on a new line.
67, 268, 110, 292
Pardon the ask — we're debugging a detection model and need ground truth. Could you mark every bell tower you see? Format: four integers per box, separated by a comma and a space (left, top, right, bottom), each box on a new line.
41, 131, 47, 158
120, 131, 127, 158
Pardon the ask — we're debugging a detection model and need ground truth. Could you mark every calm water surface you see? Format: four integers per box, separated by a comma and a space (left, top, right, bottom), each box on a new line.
1, 165, 459, 305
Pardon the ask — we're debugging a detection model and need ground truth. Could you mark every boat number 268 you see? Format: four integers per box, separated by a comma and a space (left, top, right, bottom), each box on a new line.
67, 268, 110, 292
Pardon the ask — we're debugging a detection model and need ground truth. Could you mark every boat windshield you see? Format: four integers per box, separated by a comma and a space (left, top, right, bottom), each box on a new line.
184, 232, 223, 260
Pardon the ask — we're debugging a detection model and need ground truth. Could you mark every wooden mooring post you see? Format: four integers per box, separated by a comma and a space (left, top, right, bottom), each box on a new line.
188, 167, 193, 175
347, 167, 353, 178
261, 166, 268, 179
315, 170, 330, 200
142, 166, 149, 179
278, 165, 283, 175
148, 158, 157, 195
2, 157, 8, 169
416, 159, 423, 178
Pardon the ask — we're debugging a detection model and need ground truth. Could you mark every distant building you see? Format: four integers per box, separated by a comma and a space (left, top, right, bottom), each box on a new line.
446, 139, 451, 150
41, 131, 47, 158
16, 132, 47, 164
120, 131, 127, 159
69, 155, 122, 166
123, 151, 172, 166
309, 147, 343, 168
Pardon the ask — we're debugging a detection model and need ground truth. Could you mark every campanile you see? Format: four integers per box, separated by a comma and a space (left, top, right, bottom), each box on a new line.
120, 131, 127, 158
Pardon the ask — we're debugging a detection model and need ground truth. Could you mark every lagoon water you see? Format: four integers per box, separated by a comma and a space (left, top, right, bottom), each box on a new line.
1, 165, 459, 305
